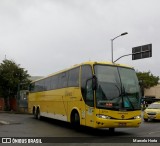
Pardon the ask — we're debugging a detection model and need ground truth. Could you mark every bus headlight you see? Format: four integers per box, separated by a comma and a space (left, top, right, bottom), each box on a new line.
96, 114, 111, 119
134, 115, 141, 119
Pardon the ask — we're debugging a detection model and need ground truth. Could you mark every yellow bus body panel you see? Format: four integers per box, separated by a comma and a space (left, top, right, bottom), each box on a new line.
28, 87, 141, 128
28, 61, 141, 129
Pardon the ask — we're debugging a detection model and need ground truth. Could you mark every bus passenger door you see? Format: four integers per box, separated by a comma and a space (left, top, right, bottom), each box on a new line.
85, 79, 95, 127
81, 65, 95, 127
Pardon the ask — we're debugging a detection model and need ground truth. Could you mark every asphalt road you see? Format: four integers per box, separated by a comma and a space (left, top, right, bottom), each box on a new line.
0, 112, 160, 146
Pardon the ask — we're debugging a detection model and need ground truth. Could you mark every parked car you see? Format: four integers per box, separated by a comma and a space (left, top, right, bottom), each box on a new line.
143, 102, 160, 121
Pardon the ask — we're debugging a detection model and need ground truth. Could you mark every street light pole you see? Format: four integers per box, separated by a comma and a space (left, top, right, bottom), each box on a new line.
111, 32, 128, 63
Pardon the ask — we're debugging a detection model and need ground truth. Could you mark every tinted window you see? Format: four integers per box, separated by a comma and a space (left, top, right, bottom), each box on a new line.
68, 67, 80, 87
29, 83, 35, 92
81, 65, 93, 107
35, 80, 45, 92
148, 104, 160, 109
58, 72, 68, 88
44, 77, 51, 91
81, 65, 93, 97
30, 67, 80, 92
50, 75, 59, 90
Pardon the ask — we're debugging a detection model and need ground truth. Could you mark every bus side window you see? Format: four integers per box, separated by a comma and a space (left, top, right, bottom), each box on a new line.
44, 77, 51, 91
50, 75, 58, 90
29, 83, 35, 92
86, 79, 94, 107
81, 65, 93, 107
68, 67, 80, 87
58, 72, 68, 88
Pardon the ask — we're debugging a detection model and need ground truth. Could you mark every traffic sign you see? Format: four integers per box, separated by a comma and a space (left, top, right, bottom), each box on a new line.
132, 44, 152, 60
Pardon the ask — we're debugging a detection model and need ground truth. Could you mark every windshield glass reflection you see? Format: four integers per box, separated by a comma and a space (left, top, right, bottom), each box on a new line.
94, 65, 141, 111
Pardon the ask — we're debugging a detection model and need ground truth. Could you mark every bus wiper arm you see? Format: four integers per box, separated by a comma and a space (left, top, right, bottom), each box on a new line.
114, 84, 121, 97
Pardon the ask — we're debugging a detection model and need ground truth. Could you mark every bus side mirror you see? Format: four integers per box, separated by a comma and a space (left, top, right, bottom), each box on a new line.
139, 80, 143, 86
92, 75, 97, 90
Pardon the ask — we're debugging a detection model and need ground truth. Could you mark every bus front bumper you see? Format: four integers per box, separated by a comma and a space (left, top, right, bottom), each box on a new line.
95, 117, 141, 128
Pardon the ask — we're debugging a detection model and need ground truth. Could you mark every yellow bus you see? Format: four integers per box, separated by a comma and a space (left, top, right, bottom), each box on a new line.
28, 61, 141, 132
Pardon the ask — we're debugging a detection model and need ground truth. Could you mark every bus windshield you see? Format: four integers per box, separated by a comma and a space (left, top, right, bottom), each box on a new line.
94, 65, 141, 111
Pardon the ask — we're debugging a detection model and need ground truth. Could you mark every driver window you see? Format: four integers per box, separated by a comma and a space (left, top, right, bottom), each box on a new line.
86, 80, 94, 107
81, 65, 94, 107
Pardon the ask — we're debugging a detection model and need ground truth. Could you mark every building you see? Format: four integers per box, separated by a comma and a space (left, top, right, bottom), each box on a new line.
142, 84, 160, 106
144, 84, 160, 99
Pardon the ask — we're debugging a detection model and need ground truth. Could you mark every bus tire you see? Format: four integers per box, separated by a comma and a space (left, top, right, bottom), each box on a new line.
36, 107, 41, 120
71, 111, 80, 129
33, 107, 36, 118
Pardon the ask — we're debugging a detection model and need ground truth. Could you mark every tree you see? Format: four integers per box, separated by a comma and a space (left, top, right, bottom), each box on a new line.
136, 71, 159, 96
0, 59, 30, 110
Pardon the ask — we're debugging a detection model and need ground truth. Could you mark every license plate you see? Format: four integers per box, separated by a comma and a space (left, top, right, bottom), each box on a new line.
149, 115, 155, 119
119, 123, 126, 127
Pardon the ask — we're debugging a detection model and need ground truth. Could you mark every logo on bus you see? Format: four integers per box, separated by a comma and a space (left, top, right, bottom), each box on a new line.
121, 115, 125, 119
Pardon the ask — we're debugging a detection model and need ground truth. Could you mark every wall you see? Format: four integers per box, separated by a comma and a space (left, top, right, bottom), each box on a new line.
0, 97, 17, 111
0, 98, 4, 110
144, 84, 160, 98
9, 97, 17, 111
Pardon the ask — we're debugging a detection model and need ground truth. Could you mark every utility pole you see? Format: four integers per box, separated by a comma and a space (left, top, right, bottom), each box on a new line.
111, 32, 128, 63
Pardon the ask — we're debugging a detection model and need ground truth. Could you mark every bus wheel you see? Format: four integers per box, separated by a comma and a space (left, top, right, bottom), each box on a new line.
109, 128, 115, 133
33, 107, 37, 119
36, 108, 41, 120
71, 112, 80, 129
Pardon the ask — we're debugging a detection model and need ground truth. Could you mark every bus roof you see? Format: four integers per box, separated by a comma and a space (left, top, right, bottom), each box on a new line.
32, 61, 133, 83
81, 61, 132, 68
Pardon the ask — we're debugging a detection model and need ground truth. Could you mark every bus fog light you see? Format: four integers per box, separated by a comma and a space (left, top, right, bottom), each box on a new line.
96, 114, 111, 119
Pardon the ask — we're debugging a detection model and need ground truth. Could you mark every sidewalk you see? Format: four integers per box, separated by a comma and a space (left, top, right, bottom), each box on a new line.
0, 110, 17, 114
0, 112, 24, 126
0, 110, 29, 114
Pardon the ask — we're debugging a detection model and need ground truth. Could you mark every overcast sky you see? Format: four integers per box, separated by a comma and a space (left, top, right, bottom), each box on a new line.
0, 0, 159, 77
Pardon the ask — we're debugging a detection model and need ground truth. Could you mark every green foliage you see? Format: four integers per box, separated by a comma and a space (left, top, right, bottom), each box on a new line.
136, 71, 159, 89
136, 71, 159, 97
0, 59, 31, 99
